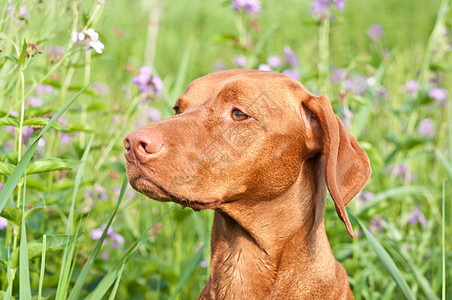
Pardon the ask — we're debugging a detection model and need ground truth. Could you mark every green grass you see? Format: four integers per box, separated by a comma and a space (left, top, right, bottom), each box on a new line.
0, 0, 451, 299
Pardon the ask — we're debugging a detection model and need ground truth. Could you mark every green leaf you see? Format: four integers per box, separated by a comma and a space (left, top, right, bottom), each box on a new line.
25, 158, 80, 175
0, 117, 19, 127
0, 162, 15, 176
169, 247, 204, 300
358, 186, 431, 215
35, 234, 75, 250
56, 136, 93, 299
0, 291, 16, 300
23, 118, 68, 131
18, 39, 27, 67
19, 183, 32, 299
24, 198, 46, 219
349, 213, 416, 300
68, 176, 128, 300
38, 235, 47, 300
435, 149, 452, 180
0, 77, 96, 214
84, 206, 170, 300
0, 207, 22, 226
9, 235, 75, 269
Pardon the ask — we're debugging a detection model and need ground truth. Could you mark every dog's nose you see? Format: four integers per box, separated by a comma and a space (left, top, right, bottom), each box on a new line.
124, 129, 164, 163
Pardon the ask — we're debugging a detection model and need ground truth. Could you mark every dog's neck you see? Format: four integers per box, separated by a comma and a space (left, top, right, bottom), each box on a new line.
200, 158, 348, 299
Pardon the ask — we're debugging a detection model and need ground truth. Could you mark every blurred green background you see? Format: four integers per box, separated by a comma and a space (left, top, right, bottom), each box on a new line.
0, 0, 451, 299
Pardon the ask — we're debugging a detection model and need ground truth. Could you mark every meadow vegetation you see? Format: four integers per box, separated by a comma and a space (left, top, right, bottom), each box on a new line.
0, 0, 451, 299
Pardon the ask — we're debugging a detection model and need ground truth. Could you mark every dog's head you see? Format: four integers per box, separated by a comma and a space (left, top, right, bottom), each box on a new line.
124, 69, 371, 237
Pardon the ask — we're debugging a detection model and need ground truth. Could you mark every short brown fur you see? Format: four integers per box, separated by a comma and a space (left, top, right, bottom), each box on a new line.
124, 70, 371, 299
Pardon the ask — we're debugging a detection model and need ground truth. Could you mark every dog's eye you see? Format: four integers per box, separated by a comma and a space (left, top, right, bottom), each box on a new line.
231, 109, 249, 121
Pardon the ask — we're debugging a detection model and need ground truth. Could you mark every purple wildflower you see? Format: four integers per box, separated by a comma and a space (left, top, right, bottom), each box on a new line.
110, 232, 124, 246
0, 217, 7, 230
47, 45, 65, 62
376, 86, 390, 99
419, 118, 435, 137
151, 76, 163, 97
388, 164, 415, 182
358, 190, 375, 203
267, 55, 282, 68
213, 60, 227, 71
101, 252, 109, 260
355, 229, 362, 239
57, 114, 69, 126
35, 84, 53, 95
340, 107, 353, 129
367, 24, 384, 42
343, 75, 368, 95
404, 244, 411, 251
258, 64, 272, 71
311, 0, 331, 20
0, 182, 2, 192
127, 190, 136, 201
282, 69, 300, 81
200, 260, 209, 268
26, 96, 43, 107
22, 126, 34, 142
405, 80, 419, 96
11, 110, 18, 117
408, 206, 427, 226
5, 140, 14, 150
147, 107, 161, 122
91, 82, 110, 96
333, 0, 345, 10
7, 5, 28, 22
369, 214, 385, 235
428, 87, 448, 102
90, 227, 104, 240
131, 66, 163, 100
94, 184, 108, 200
283, 46, 299, 67
233, 55, 247, 68
330, 68, 346, 84
60, 133, 73, 145
231, 0, 262, 14
113, 186, 121, 197
196, 242, 205, 253
311, 0, 345, 20
123, 86, 132, 99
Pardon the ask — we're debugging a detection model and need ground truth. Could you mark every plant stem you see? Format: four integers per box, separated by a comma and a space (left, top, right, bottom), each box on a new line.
418, 0, 450, 85
319, 18, 331, 94
144, 0, 160, 67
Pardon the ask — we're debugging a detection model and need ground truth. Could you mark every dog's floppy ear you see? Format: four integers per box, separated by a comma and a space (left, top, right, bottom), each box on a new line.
302, 95, 371, 238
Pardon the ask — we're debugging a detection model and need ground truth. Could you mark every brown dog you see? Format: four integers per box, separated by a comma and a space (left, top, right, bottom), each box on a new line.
124, 69, 371, 299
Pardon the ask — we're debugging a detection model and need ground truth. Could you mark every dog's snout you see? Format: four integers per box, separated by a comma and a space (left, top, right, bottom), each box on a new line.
124, 129, 163, 163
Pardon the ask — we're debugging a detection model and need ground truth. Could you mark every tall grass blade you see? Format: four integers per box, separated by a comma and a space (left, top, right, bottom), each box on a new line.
169, 247, 204, 300
37, 234, 47, 300
442, 181, 446, 299
349, 213, 416, 300
435, 149, 452, 180
0, 77, 97, 214
19, 178, 31, 299
108, 264, 125, 300
68, 176, 128, 300
358, 186, 431, 214
55, 135, 93, 299
171, 39, 193, 99
5, 248, 12, 300
85, 207, 171, 300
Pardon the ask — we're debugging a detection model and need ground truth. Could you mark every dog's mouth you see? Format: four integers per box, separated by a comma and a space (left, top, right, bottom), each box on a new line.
129, 175, 221, 211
